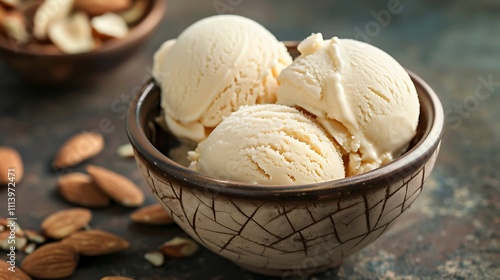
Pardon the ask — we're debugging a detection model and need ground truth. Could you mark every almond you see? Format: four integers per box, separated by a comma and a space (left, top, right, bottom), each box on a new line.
91, 12, 129, 39
131, 204, 174, 225
24, 230, 46, 244
0, 147, 23, 185
0, 218, 23, 236
159, 237, 199, 258
119, 0, 149, 25
33, 0, 73, 40
0, 0, 20, 9
24, 243, 36, 254
0, 259, 31, 280
62, 229, 129, 256
75, 0, 132, 16
117, 143, 134, 158
22, 242, 78, 279
144, 251, 164, 267
0, 231, 27, 251
87, 165, 145, 207
53, 132, 104, 169
58, 172, 110, 207
1, 11, 29, 45
101, 277, 135, 280
48, 12, 95, 54
41, 208, 92, 239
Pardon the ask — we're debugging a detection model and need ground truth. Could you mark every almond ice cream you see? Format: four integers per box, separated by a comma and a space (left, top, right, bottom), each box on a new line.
153, 15, 420, 184
153, 15, 292, 143
188, 104, 345, 185
277, 33, 420, 176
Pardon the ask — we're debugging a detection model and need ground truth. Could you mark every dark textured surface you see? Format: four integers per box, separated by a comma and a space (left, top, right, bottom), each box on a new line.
1, 0, 499, 279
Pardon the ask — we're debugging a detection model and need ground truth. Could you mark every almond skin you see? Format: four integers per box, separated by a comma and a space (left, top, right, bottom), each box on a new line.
0, 260, 31, 280
41, 208, 92, 239
0, 146, 23, 185
62, 229, 129, 256
21, 242, 78, 279
58, 172, 110, 207
131, 204, 174, 225
74, 0, 132, 16
87, 165, 145, 207
53, 132, 104, 169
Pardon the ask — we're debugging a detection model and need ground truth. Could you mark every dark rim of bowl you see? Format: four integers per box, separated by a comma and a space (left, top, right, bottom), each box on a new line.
0, 0, 166, 57
127, 67, 444, 200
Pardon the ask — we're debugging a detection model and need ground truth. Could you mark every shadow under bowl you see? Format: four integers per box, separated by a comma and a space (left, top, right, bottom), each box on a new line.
0, 0, 166, 87
126, 58, 443, 276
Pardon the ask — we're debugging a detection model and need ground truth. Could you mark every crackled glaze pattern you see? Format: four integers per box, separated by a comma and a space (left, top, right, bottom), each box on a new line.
135, 146, 439, 274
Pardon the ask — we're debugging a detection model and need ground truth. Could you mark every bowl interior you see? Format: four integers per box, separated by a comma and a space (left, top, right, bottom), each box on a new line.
127, 69, 443, 200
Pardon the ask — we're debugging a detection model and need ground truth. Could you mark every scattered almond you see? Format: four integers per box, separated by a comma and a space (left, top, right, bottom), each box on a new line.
41, 208, 92, 239
101, 277, 135, 280
62, 229, 129, 256
1, 11, 29, 44
0, 218, 23, 236
144, 251, 164, 267
0, 0, 20, 9
58, 172, 110, 207
48, 11, 95, 54
0, 231, 27, 251
24, 230, 46, 244
33, 0, 74, 40
24, 243, 36, 254
91, 12, 129, 39
53, 131, 104, 169
0, 259, 32, 280
22, 242, 78, 279
87, 165, 145, 207
119, 0, 148, 25
0, 147, 24, 185
117, 143, 134, 158
131, 204, 174, 225
75, 0, 132, 16
159, 237, 199, 258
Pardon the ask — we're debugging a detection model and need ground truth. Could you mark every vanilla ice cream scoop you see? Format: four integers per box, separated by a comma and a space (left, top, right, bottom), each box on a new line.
188, 104, 345, 185
278, 33, 420, 176
153, 15, 292, 143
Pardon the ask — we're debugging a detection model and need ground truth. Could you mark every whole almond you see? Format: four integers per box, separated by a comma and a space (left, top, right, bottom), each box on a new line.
53, 132, 104, 169
131, 204, 174, 225
0, 147, 23, 185
75, 0, 132, 16
101, 277, 134, 280
41, 208, 92, 239
62, 229, 129, 256
159, 237, 199, 258
22, 242, 78, 279
58, 172, 110, 207
0, 260, 31, 280
87, 165, 144, 207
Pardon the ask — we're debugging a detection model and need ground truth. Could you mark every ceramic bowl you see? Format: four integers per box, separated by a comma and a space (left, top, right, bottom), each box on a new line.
126, 47, 444, 277
0, 0, 166, 86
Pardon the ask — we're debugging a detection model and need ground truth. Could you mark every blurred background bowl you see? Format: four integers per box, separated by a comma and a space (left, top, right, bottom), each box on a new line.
126, 43, 444, 276
0, 0, 166, 87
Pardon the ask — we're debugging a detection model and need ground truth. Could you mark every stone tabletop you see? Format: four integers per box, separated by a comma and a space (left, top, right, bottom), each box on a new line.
1, 0, 499, 279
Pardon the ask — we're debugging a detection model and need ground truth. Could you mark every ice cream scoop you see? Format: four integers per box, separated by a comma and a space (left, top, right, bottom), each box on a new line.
187, 104, 345, 185
153, 15, 292, 143
277, 33, 420, 176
